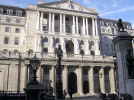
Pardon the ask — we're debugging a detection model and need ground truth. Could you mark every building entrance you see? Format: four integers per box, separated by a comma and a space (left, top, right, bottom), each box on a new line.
83, 81, 89, 94
68, 72, 77, 93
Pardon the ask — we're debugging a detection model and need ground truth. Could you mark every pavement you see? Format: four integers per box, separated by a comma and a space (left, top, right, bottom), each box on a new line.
56, 93, 102, 100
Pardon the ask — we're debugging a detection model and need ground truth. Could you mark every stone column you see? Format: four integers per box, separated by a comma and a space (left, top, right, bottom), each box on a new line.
62, 65, 68, 93
76, 16, 78, 34
52, 13, 55, 32
92, 18, 95, 36
78, 66, 83, 95
99, 66, 105, 93
95, 19, 98, 36
83, 17, 86, 35
63, 14, 65, 33
95, 41, 100, 55
73, 16, 76, 34
60, 14, 62, 33
40, 12, 43, 31
110, 66, 116, 93
85, 40, 89, 55
89, 66, 95, 94
50, 66, 55, 95
49, 12, 51, 31
37, 11, 40, 30
61, 37, 66, 54
86, 17, 88, 35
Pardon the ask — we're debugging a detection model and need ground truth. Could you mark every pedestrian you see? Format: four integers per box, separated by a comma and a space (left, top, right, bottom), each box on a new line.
63, 89, 67, 99
69, 89, 73, 100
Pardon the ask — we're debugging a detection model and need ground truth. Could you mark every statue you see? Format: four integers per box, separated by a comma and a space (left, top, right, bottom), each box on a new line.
117, 19, 124, 32
126, 49, 134, 79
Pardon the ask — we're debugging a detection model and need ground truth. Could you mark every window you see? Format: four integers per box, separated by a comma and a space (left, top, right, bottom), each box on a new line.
4, 37, 9, 44
16, 11, 22, 16
16, 20, 20, 23
6, 19, 11, 22
15, 28, 20, 33
43, 48, 48, 52
65, 17, 69, 21
0, 9, 3, 13
66, 25, 70, 33
91, 51, 94, 55
44, 68, 49, 74
112, 28, 114, 34
104, 36, 107, 41
5, 27, 10, 32
55, 16, 58, 20
80, 40, 84, 45
44, 37, 48, 42
43, 14, 47, 18
28, 49, 33, 55
14, 37, 19, 45
55, 27, 58, 32
43, 26, 47, 31
105, 44, 108, 51
102, 29, 105, 32
7, 10, 13, 15
80, 50, 84, 55
78, 18, 80, 23
108, 29, 110, 32
83, 69, 88, 75
91, 41, 94, 46
56, 38, 60, 43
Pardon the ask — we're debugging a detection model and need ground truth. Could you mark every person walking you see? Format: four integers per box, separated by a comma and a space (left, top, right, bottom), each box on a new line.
63, 89, 67, 99
69, 89, 73, 100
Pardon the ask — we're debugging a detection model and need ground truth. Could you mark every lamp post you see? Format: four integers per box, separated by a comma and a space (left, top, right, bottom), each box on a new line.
24, 54, 45, 100
56, 45, 64, 99
95, 72, 103, 99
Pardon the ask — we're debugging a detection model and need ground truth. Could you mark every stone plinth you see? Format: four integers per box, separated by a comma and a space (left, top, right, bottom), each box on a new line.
113, 31, 134, 99
23, 80, 45, 100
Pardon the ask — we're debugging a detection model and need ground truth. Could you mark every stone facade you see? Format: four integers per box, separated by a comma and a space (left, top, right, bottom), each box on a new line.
0, 0, 134, 96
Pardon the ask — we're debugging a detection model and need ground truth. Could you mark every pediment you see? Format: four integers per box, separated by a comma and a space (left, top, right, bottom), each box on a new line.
38, 0, 98, 15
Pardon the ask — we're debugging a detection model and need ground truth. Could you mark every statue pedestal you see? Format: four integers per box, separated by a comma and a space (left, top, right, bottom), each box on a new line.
113, 31, 134, 99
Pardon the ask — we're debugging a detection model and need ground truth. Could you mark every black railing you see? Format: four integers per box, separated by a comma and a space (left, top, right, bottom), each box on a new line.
0, 91, 25, 100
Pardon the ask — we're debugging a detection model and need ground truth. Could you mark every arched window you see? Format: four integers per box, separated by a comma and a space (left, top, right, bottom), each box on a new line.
66, 25, 70, 33
14, 49, 18, 54
44, 37, 48, 42
3, 49, 8, 54
56, 38, 60, 43
80, 40, 84, 45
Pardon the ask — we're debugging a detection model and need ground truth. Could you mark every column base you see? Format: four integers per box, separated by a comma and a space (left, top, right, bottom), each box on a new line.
91, 92, 96, 95
79, 93, 84, 95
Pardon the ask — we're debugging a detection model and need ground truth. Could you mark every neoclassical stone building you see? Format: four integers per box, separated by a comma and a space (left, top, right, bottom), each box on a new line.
0, 0, 134, 95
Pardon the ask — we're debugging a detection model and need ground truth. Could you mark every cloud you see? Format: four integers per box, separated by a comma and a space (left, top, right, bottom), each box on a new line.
100, 6, 134, 16
112, 1, 118, 7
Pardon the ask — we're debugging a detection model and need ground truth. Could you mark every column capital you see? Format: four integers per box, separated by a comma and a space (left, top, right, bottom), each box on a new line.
90, 66, 94, 69
79, 65, 83, 68
64, 65, 68, 68
111, 66, 115, 69
101, 66, 105, 69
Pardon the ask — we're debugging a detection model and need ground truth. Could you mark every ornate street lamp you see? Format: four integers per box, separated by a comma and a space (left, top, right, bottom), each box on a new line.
95, 72, 103, 99
56, 45, 64, 99
29, 54, 41, 83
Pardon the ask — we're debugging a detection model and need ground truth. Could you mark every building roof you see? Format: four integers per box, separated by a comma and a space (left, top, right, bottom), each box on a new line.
0, 4, 26, 17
